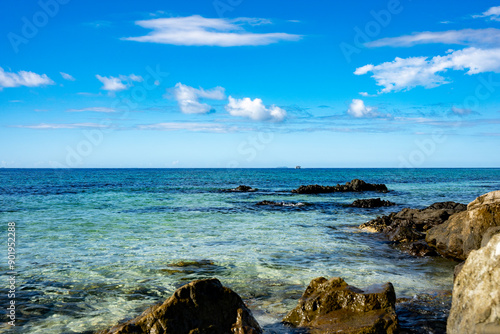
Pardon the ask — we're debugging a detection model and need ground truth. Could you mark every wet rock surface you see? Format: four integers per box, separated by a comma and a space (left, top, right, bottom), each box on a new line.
98, 278, 262, 334
359, 201, 466, 257
291, 179, 388, 194
426, 190, 500, 261
350, 198, 396, 208
447, 234, 500, 334
283, 277, 398, 334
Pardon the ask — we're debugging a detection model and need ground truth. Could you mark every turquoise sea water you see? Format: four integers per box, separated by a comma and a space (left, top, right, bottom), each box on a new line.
1, 168, 499, 333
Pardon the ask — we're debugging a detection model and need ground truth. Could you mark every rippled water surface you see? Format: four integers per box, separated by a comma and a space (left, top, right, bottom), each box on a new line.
1, 168, 499, 333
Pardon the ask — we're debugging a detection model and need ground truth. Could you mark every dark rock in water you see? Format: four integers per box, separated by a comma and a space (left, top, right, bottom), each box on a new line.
350, 198, 396, 208
283, 277, 398, 334
396, 240, 438, 257
448, 234, 500, 334
292, 179, 388, 194
98, 278, 262, 334
396, 292, 451, 334
426, 190, 500, 261
222, 185, 258, 192
359, 201, 466, 257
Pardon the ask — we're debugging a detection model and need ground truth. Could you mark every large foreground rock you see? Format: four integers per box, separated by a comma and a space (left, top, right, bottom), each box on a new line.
99, 278, 261, 334
360, 202, 466, 257
283, 277, 398, 333
447, 234, 500, 334
426, 191, 500, 261
292, 179, 388, 194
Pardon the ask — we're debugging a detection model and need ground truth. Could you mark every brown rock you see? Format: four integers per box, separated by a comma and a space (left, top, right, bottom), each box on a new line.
447, 234, 500, 334
359, 202, 466, 257
426, 191, 500, 261
99, 278, 261, 334
283, 277, 398, 334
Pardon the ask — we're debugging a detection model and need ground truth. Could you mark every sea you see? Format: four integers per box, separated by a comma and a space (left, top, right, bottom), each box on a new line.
1, 168, 499, 333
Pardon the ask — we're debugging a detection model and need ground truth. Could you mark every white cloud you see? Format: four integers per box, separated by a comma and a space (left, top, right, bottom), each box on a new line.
355, 47, 500, 93
77, 92, 103, 97
0, 67, 54, 90
473, 6, 500, 21
451, 106, 473, 115
138, 122, 241, 133
60, 72, 75, 81
14, 123, 110, 129
96, 74, 143, 93
225, 96, 287, 122
172, 83, 225, 114
366, 28, 500, 48
66, 107, 116, 113
347, 99, 381, 118
359, 92, 376, 97
123, 15, 301, 46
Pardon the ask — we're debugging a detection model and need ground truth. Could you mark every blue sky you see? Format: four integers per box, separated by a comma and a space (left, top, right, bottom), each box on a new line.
1, 0, 500, 168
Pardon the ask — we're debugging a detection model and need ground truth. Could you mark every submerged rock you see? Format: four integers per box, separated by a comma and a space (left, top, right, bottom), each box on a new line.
99, 278, 261, 334
222, 185, 258, 192
292, 179, 388, 194
167, 260, 215, 268
447, 234, 500, 334
283, 277, 398, 334
426, 190, 500, 261
351, 198, 396, 208
359, 201, 466, 257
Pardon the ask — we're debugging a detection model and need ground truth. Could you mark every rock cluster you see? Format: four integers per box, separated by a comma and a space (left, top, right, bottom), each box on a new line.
447, 234, 500, 334
426, 190, 500, 261
283, 277, 399, 334
359, 202, 466, 256
99, 278, 261, 334
292, 179, 388, 194
350, 198, 396, 208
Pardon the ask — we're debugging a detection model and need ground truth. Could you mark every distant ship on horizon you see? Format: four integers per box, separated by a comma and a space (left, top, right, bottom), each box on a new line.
295, 166, 301, 169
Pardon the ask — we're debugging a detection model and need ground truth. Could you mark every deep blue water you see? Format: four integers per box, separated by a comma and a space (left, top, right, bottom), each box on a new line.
0, 168, 499, 333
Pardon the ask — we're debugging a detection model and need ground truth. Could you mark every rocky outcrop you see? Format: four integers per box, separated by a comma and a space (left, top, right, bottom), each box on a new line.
283, 277, 398, 334
99, 278, 261, 334
292, 179, 388, 194
447, 234, 500, 334
359, 202, 466, 257
222, 185, 258, 192
426, 191, 500, 261
351, 198, 396, 208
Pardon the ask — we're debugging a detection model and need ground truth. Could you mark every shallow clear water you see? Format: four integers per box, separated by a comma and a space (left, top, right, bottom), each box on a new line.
0, 168, 499, 333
